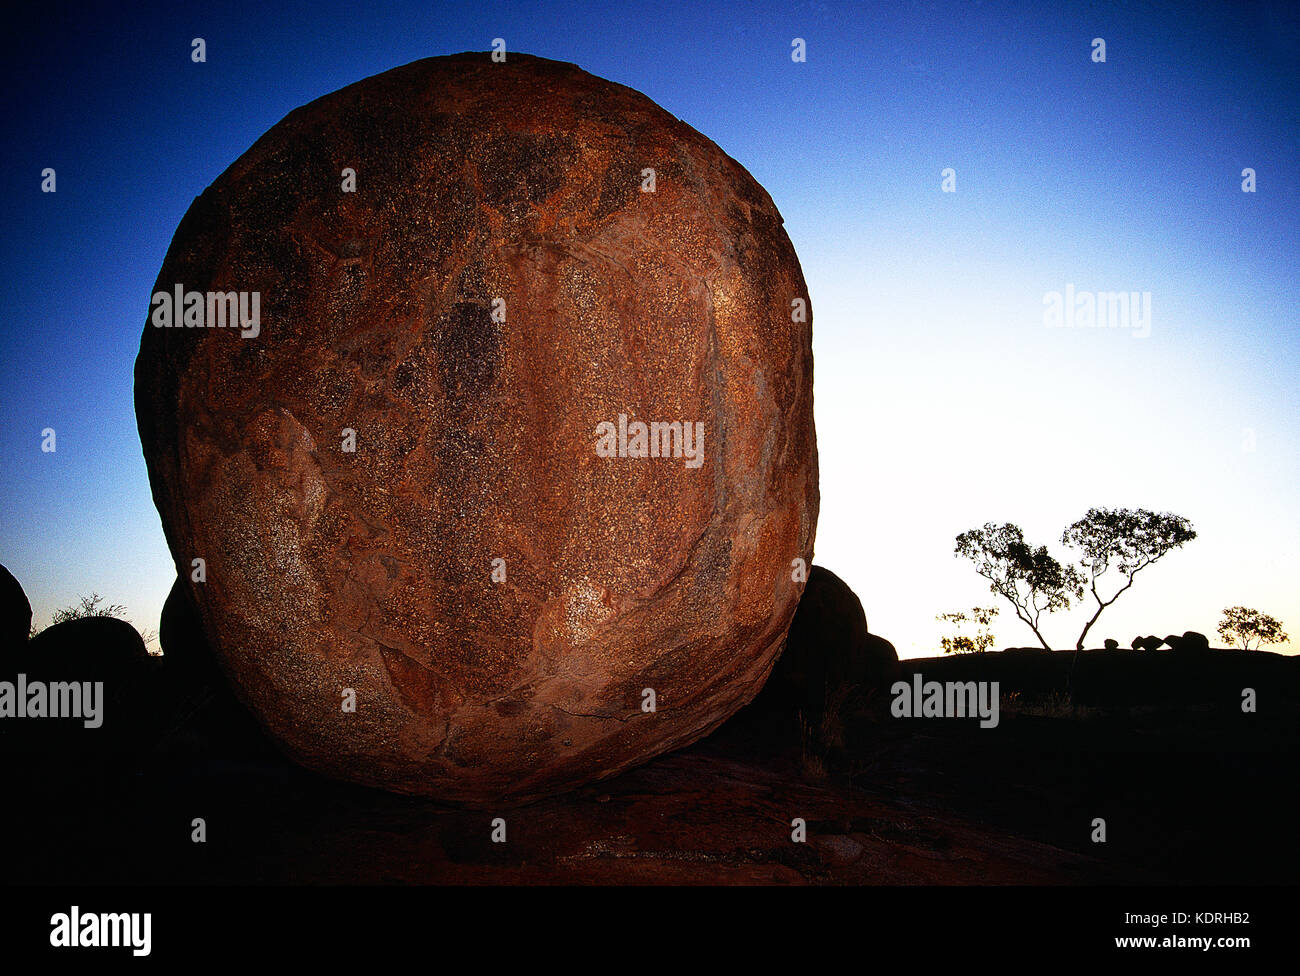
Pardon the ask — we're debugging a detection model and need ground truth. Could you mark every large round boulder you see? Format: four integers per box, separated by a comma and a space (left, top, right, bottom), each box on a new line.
134, 53, 818, 803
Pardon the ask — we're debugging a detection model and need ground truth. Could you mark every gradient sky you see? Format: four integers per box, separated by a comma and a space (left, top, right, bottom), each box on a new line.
1, 0, 1296, 657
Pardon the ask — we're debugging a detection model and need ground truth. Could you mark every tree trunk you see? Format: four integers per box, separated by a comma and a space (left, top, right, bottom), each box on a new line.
1076, 606, 1105, 652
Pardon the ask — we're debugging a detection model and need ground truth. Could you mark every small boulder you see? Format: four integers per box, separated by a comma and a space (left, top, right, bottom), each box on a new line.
1138, 635, 1164, 652
1104, 639, 1119, 650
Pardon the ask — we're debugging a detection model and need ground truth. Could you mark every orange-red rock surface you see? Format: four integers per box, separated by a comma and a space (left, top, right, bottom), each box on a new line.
135, 53, 818, 803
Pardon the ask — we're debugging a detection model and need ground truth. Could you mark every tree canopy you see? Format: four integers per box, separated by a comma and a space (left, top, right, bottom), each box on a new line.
1061, 508, 1196, 652
1218, 607, 1288, 651
954, 523, 1082, 650
955, 509, 1196, 653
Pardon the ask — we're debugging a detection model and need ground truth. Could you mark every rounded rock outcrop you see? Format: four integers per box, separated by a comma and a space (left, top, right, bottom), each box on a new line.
736, 565, 899, 772
752, 565, 899, 724
134, 53, 818, 803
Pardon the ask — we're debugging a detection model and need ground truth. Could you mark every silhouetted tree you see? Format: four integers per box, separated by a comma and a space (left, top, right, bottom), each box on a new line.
1218, 607, 1288, 650
936, 606, 999, 654
955, 524, 1082, 650
1061, 508, 1196, 652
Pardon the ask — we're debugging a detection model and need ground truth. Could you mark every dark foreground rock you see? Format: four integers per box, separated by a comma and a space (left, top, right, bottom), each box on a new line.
0, 563, 31, 652
134, 52, 818, 804
154, 576, 279, 760
5, 649, 1294, 884
5, 616, 159, 753
159, 576, 222, 686
23, 615, 150, 675
2, 731, 1132, 885
739, 565, 898, 765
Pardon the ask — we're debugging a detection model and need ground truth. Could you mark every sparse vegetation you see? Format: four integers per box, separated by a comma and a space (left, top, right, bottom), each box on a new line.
936, 606, 999, 654
1002, 689, 1095, 720
797, 711, 828, 781
796, 681, 854, 782
36, 592, 159, 653
50, 592, 127, 625
1218, 607, 1289, 651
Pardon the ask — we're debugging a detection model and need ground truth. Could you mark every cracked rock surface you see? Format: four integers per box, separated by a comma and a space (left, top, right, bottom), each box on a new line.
135, 52, 818, 803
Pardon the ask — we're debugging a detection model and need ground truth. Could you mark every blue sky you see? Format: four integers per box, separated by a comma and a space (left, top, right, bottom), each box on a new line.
1, 0, 1296, 656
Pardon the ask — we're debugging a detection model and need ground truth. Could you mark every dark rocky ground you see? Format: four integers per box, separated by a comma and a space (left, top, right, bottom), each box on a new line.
5, 560, 1294, 885
0, 724, 1114, 886
4, 646, 1294, 885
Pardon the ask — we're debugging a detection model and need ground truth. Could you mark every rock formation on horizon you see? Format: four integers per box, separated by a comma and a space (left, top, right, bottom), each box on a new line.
1165, 631, 1210, 654
134, 53, 818, 803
